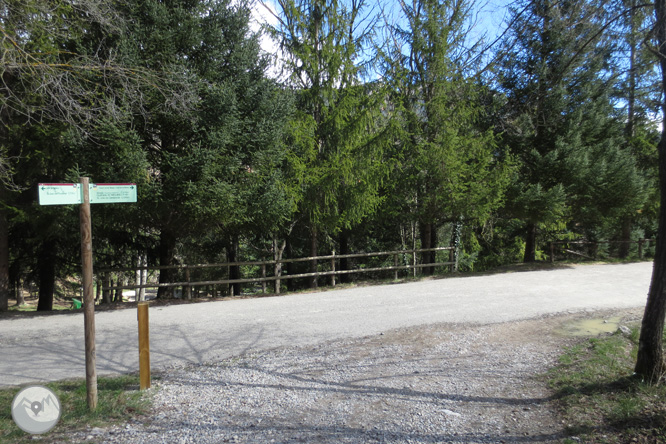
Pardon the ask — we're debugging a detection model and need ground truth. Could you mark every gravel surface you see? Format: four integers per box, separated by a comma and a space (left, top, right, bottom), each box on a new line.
67, 309, 643, 444
0, 262, 651, 387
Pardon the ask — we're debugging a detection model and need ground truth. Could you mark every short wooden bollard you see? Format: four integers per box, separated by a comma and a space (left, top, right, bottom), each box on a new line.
137, 302, 151, 390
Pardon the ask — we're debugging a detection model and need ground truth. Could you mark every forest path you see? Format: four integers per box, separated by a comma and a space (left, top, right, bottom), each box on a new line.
0, 262, 652, 387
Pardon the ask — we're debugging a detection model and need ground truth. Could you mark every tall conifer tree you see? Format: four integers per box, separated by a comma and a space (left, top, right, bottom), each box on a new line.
498, 0, 643, 261
269, 0, 391, 287
380, 0, 509, 272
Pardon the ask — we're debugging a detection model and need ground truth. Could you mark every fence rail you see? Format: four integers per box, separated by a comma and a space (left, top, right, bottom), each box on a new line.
98, 246, 456, 298
549, 239, 655, 262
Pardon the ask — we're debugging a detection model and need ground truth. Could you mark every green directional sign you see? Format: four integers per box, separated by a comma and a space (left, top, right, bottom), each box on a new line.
89, 183, 137, 204
38, 183, 82, 205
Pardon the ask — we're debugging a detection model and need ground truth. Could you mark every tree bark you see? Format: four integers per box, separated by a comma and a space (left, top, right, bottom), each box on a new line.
157, 228, 176, 299
310, 227, 318, 289
634, 0, 666, 383
228, 237, 241, 296
273, 237, 286, 294
114, 277, 123, 302
136, 252, 147, 302
0, 208, 8, 311
16, 278, 24, 306
37, 239, 56, 311
285, 235, 294, 291
339, 230, 351, 284
420, 221, 434, 275
619, 217, 632, 259
635, 127, 666, 381
102, 274, 112, 304
523, 223, 537, 263
451, 218, 463, 272
635, 169, 666, 381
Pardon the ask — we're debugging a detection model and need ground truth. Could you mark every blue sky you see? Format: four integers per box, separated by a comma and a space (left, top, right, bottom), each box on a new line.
251, 0, 514, 64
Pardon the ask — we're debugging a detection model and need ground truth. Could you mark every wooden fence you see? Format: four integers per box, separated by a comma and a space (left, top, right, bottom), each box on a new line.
98, 246, 456, 299
549, 239, 655, 262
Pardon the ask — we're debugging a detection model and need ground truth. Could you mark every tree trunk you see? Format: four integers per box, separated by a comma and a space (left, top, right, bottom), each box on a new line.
228, 237, 241, 296
339, 230, 351, 284
286, 235, 294, 291
420, 221, 434, 275
95, 277, 101, 303
37, 239, 56, 311
0, 208, 8, 311
310, 227, 318, 289
523, 223, 537, 263
157, 228, 176, 299
626, 0, 637, 141
273, 237, 286, 294
451, 218, 463, 272
114, 276, 124, 302
136, 252, 147, 302
619, 217, 632, 259
102, 274, 112, 304
634, 0, 666, 383
14, 275, 24, 306
635, 160, 666, 382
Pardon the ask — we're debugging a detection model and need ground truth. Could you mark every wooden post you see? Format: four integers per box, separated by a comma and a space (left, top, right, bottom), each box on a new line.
331, 250, 336, 287
550, 242, 555, 263
137, 301, 151, 390
394, 253, 398, 280
79, 177, 97, 410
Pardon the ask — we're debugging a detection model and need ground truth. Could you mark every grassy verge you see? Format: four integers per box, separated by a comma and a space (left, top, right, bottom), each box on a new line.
550, 327, 666, 443
0, 375, 152, 443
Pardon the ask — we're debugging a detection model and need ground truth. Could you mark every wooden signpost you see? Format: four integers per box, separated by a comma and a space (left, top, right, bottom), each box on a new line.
38, 179, 138, 410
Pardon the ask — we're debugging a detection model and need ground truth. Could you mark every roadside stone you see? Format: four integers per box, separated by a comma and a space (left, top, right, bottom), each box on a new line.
618, 325, 633, 337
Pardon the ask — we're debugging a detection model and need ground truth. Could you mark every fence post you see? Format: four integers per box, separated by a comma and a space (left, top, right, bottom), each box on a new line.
394, 253, 399, 280
550, 242, 555, 263
137, 301, 150, 390
331, 250, 336, 287
639, 239, 644, 260
185, 267, 192, 300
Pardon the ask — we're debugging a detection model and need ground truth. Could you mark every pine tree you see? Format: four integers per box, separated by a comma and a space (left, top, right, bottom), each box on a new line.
269, 0, 392, 287
380, 0, 509, 272
498, 0, 628, 261
125, 0, 293, 297
612, 0, 660, 257
634, 0, 666, 383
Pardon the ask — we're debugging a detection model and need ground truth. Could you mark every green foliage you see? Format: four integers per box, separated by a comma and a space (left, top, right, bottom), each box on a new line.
496, 0, 654, 261
2, 0, 661, 300
378, 0, 511, 257
272, 0, 392, 238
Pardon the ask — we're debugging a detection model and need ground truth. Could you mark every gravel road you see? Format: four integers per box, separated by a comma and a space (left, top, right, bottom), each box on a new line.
67, 308, 643, 444
0, 262, 652, 387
